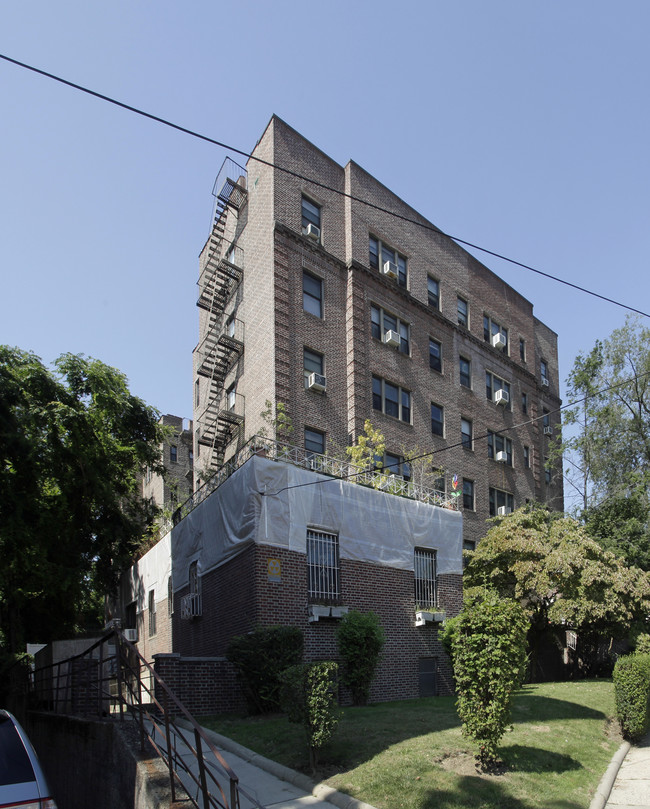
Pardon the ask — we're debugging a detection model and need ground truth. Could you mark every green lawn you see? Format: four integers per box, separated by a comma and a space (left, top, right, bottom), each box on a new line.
200, 680, 620, 809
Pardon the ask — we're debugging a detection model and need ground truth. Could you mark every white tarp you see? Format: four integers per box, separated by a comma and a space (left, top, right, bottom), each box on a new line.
123, 532, 171, 613
171, 455, 462, 592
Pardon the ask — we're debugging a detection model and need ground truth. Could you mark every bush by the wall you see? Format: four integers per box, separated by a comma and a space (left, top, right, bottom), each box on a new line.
226, 626, 303, 714
440, 588, 528, 770
336, 610, 384, 706
613, 652, 650, 741
635, 634, 650, 655
280, 661, 341, 771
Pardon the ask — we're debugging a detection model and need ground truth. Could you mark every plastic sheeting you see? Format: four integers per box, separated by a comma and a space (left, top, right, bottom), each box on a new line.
171, 455, 462, 592
123, 533, 171, 613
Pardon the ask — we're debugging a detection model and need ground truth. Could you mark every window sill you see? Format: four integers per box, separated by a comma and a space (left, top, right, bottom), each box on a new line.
308, 604, 349, 623
415, 610, 445, 627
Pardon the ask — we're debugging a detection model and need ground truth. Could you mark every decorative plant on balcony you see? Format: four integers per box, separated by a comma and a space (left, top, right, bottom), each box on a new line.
346, 420, 386, 489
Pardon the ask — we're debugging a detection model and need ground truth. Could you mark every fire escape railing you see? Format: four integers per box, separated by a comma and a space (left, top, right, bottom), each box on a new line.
30, 630, 264, 809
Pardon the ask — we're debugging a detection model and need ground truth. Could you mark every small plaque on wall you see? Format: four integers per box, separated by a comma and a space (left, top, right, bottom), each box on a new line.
267, 558, 281, 582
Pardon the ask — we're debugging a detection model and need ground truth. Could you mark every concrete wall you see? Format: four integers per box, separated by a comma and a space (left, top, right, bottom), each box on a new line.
25, 712, 174, 809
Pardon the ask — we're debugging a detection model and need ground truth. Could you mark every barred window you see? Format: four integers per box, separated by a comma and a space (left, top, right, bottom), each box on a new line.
148, 589, 156, 637
414, 548, 437, 608
307, 529, 340, 602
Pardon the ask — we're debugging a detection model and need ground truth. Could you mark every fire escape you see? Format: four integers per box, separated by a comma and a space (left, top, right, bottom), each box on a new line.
196, 158, 247, 472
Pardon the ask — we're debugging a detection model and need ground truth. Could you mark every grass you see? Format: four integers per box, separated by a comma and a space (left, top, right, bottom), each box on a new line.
200, 680, 620, 809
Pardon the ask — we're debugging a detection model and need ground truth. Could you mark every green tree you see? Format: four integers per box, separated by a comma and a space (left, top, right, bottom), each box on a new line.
336, 610, 384, 705
583, 493, 650, 571
464, 505, 650, 674
0, 347, 165, 652
441, 589, 528, 770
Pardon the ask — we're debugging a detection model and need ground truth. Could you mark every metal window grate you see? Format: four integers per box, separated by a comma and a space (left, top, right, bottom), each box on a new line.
307, 529, 340, 602
414, 548, 437, 608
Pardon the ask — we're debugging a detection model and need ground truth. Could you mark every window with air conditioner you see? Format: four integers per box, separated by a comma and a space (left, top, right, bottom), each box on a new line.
484, 315, 509, 354
540, 360, 549, 387
486, 371, 511, 407
372, 375, 411, 423
489, 487, 514, 516
371, 304, 410, 354
488, 431, 512, 466
301, 196, 321, 241
304, 348, 325, 390
369, 235, 407, 287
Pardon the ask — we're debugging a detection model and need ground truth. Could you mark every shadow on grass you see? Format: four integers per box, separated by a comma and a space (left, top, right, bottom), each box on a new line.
501, 744, 582, 773
511, 691, 607, 723
418, 775, 585, 809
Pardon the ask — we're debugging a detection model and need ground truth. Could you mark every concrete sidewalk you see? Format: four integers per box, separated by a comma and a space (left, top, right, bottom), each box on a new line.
591, 732, 650, 809
149, 718, 378, 809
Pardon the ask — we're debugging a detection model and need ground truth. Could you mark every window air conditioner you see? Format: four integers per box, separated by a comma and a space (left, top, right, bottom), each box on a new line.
123, 629, 138, 643
543, 426, 553, 436
494, 389, 509, 406
382, 260, 398, 280
308, 372, 327, 392
304, 223, 321, 241
492, 332, 507, 349
496, 450, 508, 463
541, 377, 550, 387
383, 329, 401, 348
497, 506, 512, 517
181, 593, 202, 619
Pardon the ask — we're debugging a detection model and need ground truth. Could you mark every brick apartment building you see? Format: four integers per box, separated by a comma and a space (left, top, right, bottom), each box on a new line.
117, 116, 562, 711
141, 414, 194, 513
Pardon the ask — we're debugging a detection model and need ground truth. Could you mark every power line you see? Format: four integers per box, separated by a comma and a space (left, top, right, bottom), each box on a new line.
1, 51, 649, 320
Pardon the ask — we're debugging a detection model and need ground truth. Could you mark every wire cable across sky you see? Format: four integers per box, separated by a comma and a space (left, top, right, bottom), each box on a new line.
1, 51, 649, 320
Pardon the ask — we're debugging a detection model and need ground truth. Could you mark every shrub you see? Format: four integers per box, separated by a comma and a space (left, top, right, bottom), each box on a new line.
613, 652, 650, 741
280, 661, 341, 771
336, 610, 384, 705
226, 625, 303, 714
636, 634, 650, 655
440, 588, 528, 770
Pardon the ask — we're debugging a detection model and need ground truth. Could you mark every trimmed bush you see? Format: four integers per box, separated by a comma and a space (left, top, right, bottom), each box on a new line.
636, 634, 650, 655
226, 625, 303, 714
280, 661, 341, 771
440, 589, 528, 770
336, 610, 385, 706
613, 652, 650, 741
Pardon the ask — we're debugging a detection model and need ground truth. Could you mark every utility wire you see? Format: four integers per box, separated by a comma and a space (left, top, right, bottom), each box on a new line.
1, 51, 649, 320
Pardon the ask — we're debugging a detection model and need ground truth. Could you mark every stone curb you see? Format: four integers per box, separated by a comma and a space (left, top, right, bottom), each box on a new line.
177, 719, 379, 809
589, 740, 630, 809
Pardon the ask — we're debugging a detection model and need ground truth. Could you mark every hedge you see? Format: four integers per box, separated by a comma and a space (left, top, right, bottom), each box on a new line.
613, 652, 650, 742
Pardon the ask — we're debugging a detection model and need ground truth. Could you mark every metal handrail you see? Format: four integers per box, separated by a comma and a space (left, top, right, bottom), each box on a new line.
29, 630, 264, 809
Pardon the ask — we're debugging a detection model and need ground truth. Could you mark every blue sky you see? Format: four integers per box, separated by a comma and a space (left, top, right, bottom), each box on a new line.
2, 2, 648, 459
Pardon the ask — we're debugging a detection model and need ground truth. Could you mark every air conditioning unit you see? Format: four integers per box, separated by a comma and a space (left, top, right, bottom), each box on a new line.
494, 388, 509, 406
492, 332, 507, 349
383, 329, 401, 348
123, 629, 138, 643
496, 450, 508, 463
543, 425, 553, 436
304, 223, 321, 241
382, 260, 398, 280
181, 593, 202, 620
308, 372, 327, 392
497, 506, 512, 517
541, 377, 550, 387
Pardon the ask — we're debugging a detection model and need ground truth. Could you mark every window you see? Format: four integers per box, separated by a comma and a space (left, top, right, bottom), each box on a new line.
305, 427, 325, 458
543, 409, 550, 430
303, 271, 323, 317
433, 473, 446, 494
459, 356, 471, 388
371, 305, 410, 354
524, 445, 530, 468
369, 235, 407, 287
189, 560, 200, 595
167, 576, 173, 617
427, 276, 440, 310
457, 296, 468, 327
461, 418, 473, 450
463, 538, 476, 568
462, 479, 475, 510
521, 392, 528, 414
307, 529, 340, 602
414, 548, 437, 608
304, 347, 324, 387
372, 375, 411, 423
540, 360, 549, 385
486, 371, 511, 405
489, 487, 514, 516
148, 589, 156, 637
484, 315, 509, 353
429, 338, 442, 372
226, 383, 236, 411
384, 452, 411, 480
431, 403, 444, 437
302, 196, 321, 237
487, 431, 513, 465
170, 445, 177, 464
225, 314, 236, 338
195, 378, 200, 407
519, 338, 526, 362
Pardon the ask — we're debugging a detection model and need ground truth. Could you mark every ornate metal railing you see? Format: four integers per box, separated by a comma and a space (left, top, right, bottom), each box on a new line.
30, 630, 263, 809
